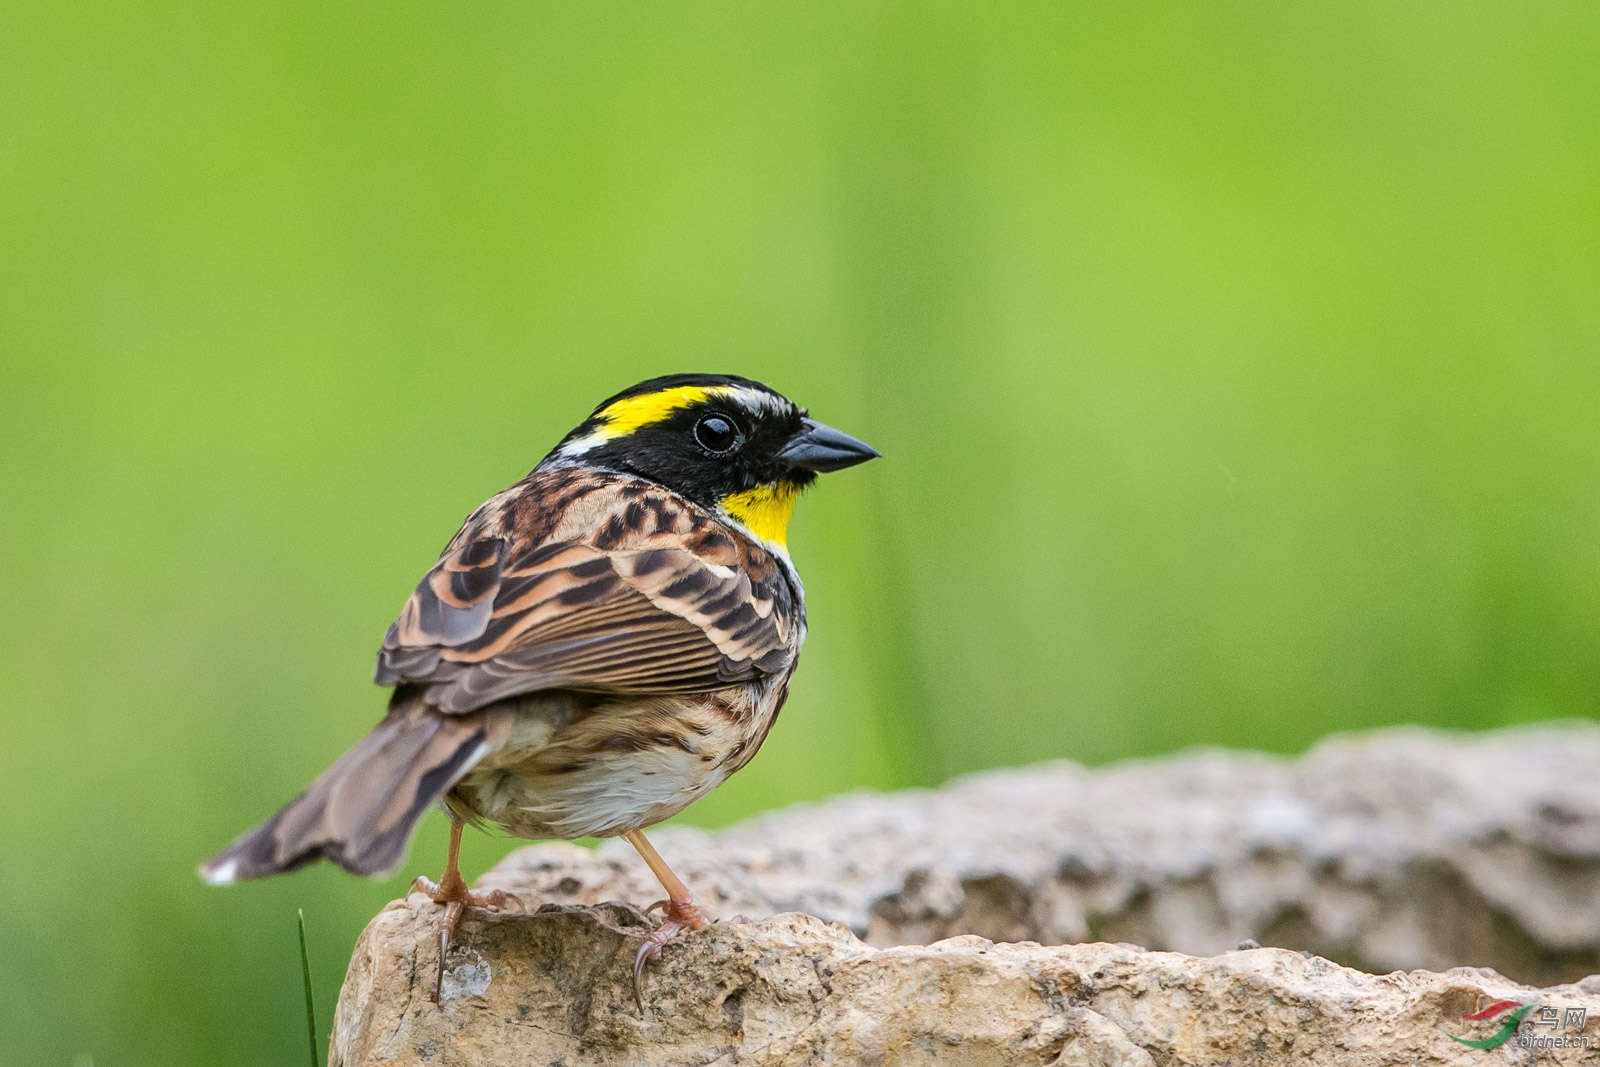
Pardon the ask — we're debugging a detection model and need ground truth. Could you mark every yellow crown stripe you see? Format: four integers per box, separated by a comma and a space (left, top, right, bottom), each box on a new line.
592, 385, 728, 440
720, 481, 801, 550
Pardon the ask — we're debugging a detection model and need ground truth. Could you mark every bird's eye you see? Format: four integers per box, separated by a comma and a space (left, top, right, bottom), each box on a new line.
694, 414, 739, 453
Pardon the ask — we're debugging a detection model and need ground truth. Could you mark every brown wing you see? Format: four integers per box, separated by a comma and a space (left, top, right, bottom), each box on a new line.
374, 471, 799, 714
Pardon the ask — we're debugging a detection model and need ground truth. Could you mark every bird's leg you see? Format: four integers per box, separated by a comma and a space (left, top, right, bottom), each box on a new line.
623, 828, 709, 1009
410, 820, 520, 1003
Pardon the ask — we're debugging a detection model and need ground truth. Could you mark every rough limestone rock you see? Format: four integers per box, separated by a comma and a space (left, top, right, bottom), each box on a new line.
332, 904, 1600, 1066
331, 724, 1600, 1065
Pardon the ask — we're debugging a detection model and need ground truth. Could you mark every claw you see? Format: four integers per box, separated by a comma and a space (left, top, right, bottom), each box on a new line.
409, 821, 526, 1005
413, 877, 522, 1003
632, 922, 676, 1011
473, 887, 523, 913
434, 900, 465, 1003
631, 897, 707, 1012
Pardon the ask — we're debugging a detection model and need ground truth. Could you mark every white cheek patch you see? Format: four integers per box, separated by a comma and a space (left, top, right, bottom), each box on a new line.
724, 386, 790, 418
556, 433, 606, 458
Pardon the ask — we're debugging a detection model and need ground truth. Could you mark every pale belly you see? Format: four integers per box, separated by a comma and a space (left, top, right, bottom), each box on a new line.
446, 677, 788, 840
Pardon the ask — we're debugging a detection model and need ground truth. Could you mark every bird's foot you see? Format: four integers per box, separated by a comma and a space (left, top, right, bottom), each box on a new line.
633, 895, 710, 1011
646, 898, 748, 924
411, 874, 521, 912
411, 874, 522, 1003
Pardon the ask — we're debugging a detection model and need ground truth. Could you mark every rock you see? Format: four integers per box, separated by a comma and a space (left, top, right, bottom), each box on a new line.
330, 724, 1600, 1064
331, 902, 1600, 1066
471, 722, 1600, 983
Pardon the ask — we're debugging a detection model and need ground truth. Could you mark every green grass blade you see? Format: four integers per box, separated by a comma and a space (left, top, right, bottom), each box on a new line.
297, 908, 319, 1067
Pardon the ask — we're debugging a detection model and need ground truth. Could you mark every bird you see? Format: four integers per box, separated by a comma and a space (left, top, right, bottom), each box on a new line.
200, 373, 878, 1004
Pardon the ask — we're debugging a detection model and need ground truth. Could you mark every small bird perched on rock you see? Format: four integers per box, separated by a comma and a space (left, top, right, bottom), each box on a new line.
201, 374, 878, 1003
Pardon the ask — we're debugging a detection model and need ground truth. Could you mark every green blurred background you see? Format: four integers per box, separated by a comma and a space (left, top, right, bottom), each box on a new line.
3, 1, 1599, 1063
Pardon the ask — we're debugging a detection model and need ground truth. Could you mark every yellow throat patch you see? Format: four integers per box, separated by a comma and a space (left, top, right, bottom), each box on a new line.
720, 481, 801, 550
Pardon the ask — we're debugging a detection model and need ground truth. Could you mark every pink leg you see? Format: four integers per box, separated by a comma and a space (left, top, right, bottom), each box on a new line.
410, 821, 521, 1003
622, 828, 709, 1009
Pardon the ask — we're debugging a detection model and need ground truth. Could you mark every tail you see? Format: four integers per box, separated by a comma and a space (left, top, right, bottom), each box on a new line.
200, 694, 512, 884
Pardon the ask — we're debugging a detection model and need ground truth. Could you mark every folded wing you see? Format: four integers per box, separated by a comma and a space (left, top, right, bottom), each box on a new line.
375, 483, 799, 714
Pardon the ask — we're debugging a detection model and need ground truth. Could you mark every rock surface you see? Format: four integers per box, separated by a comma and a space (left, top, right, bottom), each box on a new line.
331, 724, 1600, 1065
483, 723, 1600, 983
332, 902, 1600, 1066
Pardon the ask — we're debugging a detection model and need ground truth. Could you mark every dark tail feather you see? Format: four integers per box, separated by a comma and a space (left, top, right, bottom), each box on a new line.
200, 697, 512, 884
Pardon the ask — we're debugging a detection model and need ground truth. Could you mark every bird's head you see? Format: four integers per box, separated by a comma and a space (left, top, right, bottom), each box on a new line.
548, 373, 879, 550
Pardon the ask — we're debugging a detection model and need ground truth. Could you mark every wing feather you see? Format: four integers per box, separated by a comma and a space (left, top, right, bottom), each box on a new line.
375, 472, 799, 713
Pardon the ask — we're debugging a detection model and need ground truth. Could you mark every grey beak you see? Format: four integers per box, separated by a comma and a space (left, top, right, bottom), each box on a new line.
777, 418, 881, 473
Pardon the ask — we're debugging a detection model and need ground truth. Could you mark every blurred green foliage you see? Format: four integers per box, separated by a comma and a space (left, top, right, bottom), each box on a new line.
3, 1, 1598, 1064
